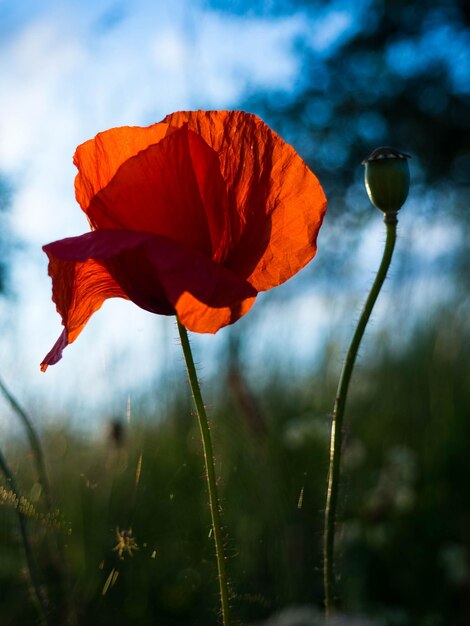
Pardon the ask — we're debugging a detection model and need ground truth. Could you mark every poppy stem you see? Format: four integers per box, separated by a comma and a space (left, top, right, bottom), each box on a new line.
0, 446, 51, 625
177, 319, 232, 626
323, 214, 398, 616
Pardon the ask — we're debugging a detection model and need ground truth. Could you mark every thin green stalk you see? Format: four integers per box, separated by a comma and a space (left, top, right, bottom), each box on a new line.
323, 214, 398, 615
0, 378, 76, 624
0, 378, 53, 510
177, 319, 232, 626
0, 447, 51, 625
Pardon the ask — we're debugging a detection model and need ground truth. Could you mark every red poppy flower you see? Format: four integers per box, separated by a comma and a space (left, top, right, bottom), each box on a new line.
41, 110, 326, 371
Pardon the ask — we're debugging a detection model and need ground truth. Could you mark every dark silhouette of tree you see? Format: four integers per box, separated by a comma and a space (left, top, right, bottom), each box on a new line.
212, 0, 470, 219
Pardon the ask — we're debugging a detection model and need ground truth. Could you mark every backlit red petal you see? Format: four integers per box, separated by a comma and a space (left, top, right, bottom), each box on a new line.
41, 229, 257, 368
86, 126, 231, 260
175, 291, 255, 334
74, 122, 171, 213
163, 110, 327, 290
40, 253, 128, 371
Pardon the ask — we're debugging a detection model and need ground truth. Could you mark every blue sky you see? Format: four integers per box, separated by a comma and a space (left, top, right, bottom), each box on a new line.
0, 0, 335, 432
0, 0, 465, 434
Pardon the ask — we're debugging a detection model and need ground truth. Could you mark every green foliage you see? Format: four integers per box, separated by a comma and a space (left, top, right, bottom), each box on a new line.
0, 312, 469, 625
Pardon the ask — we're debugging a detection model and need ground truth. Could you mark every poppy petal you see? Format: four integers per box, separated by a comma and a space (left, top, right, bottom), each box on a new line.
175, 291, 255, 333
41, 230, 257, 368
74, 122, 172, 213
40, 255, 128, 371
163, 110, 327, 290
86, 125, 231, 261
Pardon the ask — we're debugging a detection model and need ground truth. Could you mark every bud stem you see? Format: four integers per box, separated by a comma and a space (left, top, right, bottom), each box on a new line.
323, 217, 398, 616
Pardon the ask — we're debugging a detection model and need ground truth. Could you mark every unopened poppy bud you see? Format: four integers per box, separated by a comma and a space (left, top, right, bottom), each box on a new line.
362, 147, 411, 215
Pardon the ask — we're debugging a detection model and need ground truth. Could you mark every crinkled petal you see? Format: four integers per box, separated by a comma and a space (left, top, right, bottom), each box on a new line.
40, 255, 128, 371
86, 125, 231, 261
163, 110, 327, 291
41, 230, 257, 369
74, 122, 172, 213
175, 290, 255, 333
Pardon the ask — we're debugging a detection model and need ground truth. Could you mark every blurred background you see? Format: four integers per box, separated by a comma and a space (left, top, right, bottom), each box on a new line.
0, 0, 469, 624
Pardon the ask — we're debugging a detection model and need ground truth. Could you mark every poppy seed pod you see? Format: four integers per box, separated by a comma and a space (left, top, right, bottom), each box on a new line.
362, 147, 411, 214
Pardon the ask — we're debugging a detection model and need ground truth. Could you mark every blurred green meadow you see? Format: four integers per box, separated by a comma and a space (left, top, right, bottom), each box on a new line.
1, 1, 469, 624
1, 306, 469, 625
